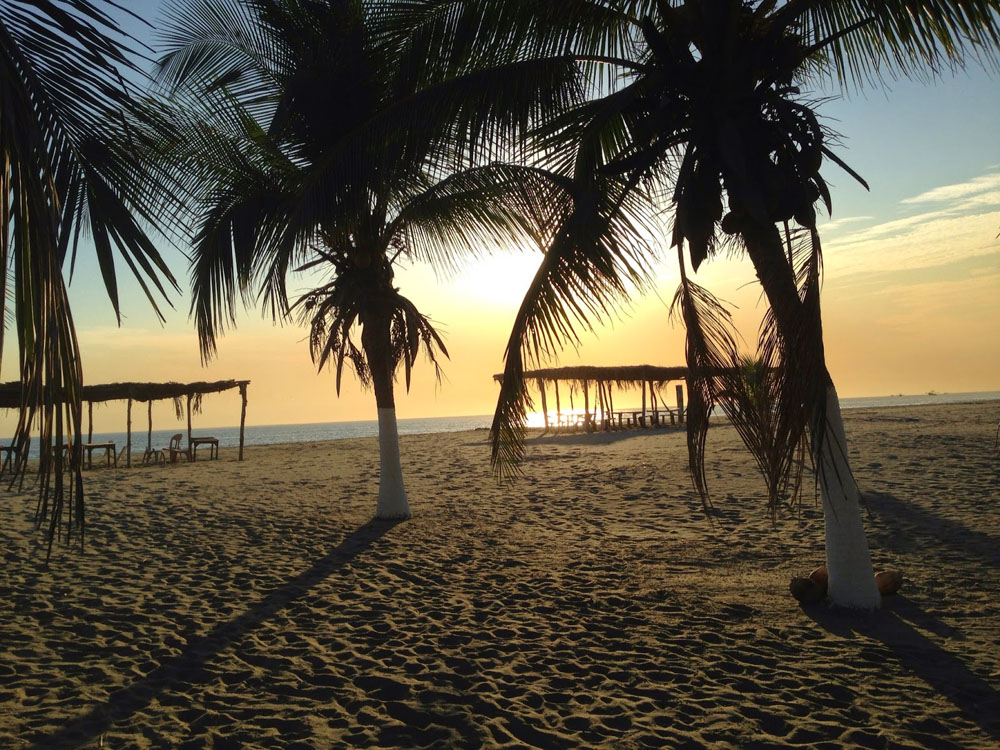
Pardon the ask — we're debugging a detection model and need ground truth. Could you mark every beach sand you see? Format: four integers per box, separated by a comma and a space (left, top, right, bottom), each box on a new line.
1, 400, 998, 749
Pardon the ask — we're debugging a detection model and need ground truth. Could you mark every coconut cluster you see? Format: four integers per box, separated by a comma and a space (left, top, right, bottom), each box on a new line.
790, 565, 902, 605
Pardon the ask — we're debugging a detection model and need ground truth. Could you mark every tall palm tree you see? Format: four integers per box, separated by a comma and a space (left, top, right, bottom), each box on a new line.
1, 0, 177, 554
390, 0, 1000, 608
151, 0, 576, 517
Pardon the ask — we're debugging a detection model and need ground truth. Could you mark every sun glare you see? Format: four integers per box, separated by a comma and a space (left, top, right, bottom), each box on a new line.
448, 252, 540, 307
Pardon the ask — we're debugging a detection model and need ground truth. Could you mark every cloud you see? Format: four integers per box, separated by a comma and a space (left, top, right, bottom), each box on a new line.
900, 171, 1000, 204
829, 209, 953, 246
823, 208, 1000, 278
819, 168, 1000, 278
816, 215, 874, 233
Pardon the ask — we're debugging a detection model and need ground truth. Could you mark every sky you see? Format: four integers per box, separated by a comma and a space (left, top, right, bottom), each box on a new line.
3, 4, 998, 435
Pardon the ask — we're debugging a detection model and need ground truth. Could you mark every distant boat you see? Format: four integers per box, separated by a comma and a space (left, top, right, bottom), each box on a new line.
927, 390, 938, 396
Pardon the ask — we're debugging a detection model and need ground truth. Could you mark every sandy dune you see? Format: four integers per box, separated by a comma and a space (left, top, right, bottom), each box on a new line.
1, 401, 998, 749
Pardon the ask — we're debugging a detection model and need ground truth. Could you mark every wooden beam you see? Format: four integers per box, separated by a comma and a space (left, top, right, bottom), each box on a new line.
676, 384, 685, 425
147, 401, 153, 455
87, 401, 93, 443
583, 380, 590, 428
537, 378, 549, 430
554, 380, 562, 428
186, 394, 193, 451
126, 398, 132, 468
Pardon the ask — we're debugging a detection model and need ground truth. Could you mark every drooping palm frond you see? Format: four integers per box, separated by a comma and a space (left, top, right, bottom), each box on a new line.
490, 170, 661, 478
721, 222, 828, 517
668, 248, 740, 508
1, 0, 178, 556
296, 262, 448, 394
670, 223, 825, 518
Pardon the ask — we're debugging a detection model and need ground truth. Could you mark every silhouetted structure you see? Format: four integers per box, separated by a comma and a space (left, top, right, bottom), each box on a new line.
493, 365, 687, 430
0, 380, 250, 464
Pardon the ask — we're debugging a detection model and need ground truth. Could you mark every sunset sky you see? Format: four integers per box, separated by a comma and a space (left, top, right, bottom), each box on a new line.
2, 6, 998, 435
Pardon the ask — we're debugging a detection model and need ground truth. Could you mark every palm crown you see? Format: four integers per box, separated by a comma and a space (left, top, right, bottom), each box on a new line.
153, 0, 578, 517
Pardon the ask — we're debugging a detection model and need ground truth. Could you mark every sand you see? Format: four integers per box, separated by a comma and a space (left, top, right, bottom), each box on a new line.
1, 400, 998, 749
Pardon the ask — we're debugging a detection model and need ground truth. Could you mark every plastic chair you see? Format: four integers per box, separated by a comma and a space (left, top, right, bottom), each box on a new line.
167, 433, 190, 463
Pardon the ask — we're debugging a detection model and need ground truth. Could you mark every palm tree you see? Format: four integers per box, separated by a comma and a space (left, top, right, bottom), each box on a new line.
391, 0, 1000, 608
151, 0, 574, 518
0, 0, 177, 554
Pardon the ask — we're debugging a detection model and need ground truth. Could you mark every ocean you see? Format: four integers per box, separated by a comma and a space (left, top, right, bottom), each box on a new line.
6, 391, 999, 459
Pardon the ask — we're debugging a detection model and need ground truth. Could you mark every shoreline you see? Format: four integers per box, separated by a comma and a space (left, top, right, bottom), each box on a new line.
2, 400, 999, 748
3, 392, 998, 456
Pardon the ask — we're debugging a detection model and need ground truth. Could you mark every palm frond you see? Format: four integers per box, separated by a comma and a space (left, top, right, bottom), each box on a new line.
490, 171, 660, 478
379, 0, 653, 88
1, 0, 178, 556
385, 163, 567, 275
296, 265, 447, 395
156, 0, 283, 123
668, 249, 740, 508
798, 0, 1000, 86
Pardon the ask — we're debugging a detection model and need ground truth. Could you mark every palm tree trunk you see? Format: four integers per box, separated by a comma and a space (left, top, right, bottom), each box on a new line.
817, 384, 881, 608
742, 221, 880, 610
362, 317, 412, 520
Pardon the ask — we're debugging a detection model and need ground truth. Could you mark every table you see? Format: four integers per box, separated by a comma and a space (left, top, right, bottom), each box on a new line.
190, 436, 219, 461
83, 442, 117, 469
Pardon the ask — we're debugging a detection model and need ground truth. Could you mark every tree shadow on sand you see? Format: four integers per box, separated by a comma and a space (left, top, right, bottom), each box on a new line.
864, 490, 1000, 570
803, 596, 1000, 742
526, 425, 684, 448
31, 518, 403, 750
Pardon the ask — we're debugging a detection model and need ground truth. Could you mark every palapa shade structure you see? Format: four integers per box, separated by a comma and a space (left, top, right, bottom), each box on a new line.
0, 379, 250, 465
493, 365, 687, 430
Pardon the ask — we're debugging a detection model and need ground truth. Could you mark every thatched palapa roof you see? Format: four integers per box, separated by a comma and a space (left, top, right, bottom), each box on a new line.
0, 380, 249, 409
493, 365, 686, 384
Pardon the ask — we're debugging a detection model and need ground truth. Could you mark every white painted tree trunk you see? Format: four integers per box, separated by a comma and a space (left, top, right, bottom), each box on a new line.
817, 385, 881, 610
375, 407, 411, 519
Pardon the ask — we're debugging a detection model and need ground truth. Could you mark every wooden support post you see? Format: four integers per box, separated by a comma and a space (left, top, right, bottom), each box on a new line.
607, 383, 615, 427
87, 401, 93, 443
147, 401, 153, 456
583, 380, 590, 429
641, 381, 647, 425
537, 378, 549, 430
126, 398, 132, 468
67, 401, 80, 474
676, 384, 685, 425
651, 381, 659, 426
597, 381, 606, 429
239, 383, 248, 461
554, 381, 562, 428
186, 394, 193, 452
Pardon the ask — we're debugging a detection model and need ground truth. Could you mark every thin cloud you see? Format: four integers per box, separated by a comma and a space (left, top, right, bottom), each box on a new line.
827, 168, 1000, 256
900, 171, 1000, 204
817, 215, 874, 233
824, 208, 1000, 278
831, 208, 954, 246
